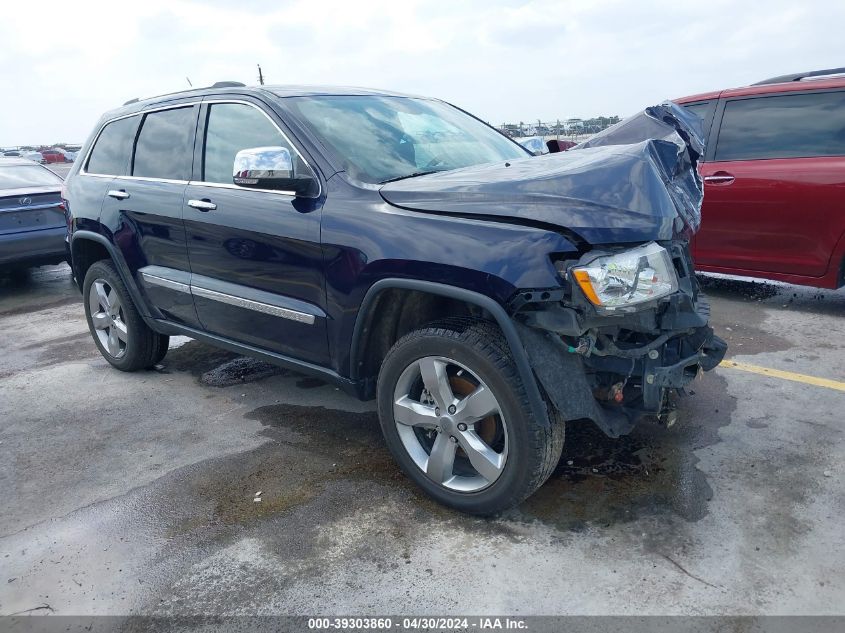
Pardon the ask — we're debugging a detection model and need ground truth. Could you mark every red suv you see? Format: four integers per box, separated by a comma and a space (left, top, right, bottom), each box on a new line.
38, 149, 69, 164
675, 68, 845, 289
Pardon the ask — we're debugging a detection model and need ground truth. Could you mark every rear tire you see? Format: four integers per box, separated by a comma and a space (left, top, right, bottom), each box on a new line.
377, 320, 564, 515
83, 260, 168, 371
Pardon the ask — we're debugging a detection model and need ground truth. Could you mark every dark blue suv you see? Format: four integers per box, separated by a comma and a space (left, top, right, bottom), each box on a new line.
65, 83, 726, 514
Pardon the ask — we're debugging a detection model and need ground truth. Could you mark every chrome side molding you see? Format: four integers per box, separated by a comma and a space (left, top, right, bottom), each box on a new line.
190, 285, 316, 324
139, 268, 316, 325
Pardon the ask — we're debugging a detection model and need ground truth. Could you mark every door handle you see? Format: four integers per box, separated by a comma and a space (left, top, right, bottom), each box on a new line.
703, 172, 735, 185
107, 189, 130, 200
187, 199, 217, 212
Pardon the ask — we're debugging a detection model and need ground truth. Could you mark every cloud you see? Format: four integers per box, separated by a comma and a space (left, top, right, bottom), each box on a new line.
1, 0, 844, 145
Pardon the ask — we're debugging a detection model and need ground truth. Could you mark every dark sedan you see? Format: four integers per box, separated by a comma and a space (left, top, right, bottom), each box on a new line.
0, 158, 67, 270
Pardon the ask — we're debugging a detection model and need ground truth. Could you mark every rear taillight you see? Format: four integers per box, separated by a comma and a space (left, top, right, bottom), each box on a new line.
60, 183, 71, 229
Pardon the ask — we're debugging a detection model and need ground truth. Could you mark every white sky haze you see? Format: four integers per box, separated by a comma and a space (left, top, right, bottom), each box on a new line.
1, 0, 843, 145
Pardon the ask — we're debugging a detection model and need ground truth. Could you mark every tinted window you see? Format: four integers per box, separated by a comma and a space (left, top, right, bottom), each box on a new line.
132, 107, 196, 180
203, 103, 303, 184
86, 116, 138, 175
683, 100, 716, 133
716, 91, 845, 161
0, 165, 63, 189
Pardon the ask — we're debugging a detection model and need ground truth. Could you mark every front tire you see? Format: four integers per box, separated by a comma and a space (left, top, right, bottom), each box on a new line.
377, 321, 564, 515
83, 260, 169, 371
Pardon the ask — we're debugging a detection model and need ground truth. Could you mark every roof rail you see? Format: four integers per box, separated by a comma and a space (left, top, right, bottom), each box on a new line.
120, 81, 247, 108
753, 67, 845, 86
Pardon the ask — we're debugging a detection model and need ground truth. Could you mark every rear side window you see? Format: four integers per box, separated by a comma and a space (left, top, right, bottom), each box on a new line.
86, 116, 138, 175
132, 106, 197, 180
715, 91, 845, 161
202, 102, 306, 185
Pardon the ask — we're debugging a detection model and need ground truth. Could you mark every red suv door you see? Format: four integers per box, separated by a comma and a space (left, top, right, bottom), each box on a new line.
695, 90, 845, 281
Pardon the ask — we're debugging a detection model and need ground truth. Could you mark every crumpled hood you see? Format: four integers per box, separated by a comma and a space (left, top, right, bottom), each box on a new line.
379, 102, 704, 245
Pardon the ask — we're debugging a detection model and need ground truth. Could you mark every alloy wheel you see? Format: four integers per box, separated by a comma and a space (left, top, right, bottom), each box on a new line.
392, 356, 508, 492
88, 279, 128, 358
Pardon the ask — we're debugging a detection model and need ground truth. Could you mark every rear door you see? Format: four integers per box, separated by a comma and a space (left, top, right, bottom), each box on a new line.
99, 103, 202, 327
696, 90, 845, 277
183, 98, 328, 364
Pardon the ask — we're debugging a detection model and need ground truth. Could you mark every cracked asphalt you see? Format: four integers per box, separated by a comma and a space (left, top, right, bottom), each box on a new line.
0, 264, 843, 617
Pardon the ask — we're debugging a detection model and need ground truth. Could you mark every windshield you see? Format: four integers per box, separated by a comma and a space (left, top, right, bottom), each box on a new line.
285, 95, 528, 184
0, 164, 63, 189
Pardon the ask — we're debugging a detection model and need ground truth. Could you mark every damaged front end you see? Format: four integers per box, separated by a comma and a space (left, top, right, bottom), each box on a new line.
512, 103, 727, 437
513, 239, 726, 437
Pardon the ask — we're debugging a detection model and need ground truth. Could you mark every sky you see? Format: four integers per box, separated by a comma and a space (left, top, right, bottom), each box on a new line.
1, 0, 843, 146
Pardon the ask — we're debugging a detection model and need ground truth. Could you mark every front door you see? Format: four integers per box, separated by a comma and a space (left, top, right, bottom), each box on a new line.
183, 100, 328, 365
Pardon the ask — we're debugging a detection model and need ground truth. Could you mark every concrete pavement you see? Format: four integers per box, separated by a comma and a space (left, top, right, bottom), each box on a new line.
1, 264, 843, 616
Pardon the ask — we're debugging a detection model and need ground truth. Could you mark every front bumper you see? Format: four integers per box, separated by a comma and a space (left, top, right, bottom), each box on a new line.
513, 243, 727, 437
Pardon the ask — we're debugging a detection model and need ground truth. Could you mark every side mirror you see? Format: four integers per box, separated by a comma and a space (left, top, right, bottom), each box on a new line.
233, 146, 318, 197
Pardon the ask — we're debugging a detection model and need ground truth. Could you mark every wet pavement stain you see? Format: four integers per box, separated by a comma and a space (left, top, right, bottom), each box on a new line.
0, 267, 80, 316
0, 294, 79, 317
148, 409, 480, 576
161, 403, 405, 532
33, 332, 100, 367
522, 372, 737, 531
161, 341, 241, 376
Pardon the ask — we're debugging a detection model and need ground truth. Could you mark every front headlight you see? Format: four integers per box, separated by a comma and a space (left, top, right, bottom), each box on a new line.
569, 242, 678, 310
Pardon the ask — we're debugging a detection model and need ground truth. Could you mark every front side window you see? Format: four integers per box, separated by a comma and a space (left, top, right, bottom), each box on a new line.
132, 106, 197, 180
203, 103, 306, 185
86, 116, 138, 176
715, 91, 845, 161
285, 95, 528, 184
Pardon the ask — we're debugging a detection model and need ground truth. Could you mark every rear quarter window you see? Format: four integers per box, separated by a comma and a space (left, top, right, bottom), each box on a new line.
715, 91, 845, 161
85, 116, 138, 176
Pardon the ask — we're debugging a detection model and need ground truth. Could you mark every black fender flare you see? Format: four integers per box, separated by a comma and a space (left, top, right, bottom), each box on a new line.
70, 230, 154, 320
350, 279, 549, 428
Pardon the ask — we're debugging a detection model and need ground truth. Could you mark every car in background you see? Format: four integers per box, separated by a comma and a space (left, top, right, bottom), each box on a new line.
0, 158, 67, 270
22, 151, 45, 163
63, 150, 78, 162
39, 148, 70, 164
675, 67, 845, 289
3, 150, 21, 157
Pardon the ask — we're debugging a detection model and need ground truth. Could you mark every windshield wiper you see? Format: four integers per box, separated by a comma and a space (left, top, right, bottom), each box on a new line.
379, 170, 443, 184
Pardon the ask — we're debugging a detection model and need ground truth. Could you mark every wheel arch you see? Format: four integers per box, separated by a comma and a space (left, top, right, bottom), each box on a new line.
70, 230, 154, 319
350, 279, 549, 428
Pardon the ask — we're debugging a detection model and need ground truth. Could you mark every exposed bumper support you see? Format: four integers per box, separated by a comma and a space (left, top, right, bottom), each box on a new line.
516, 316, 727, 439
